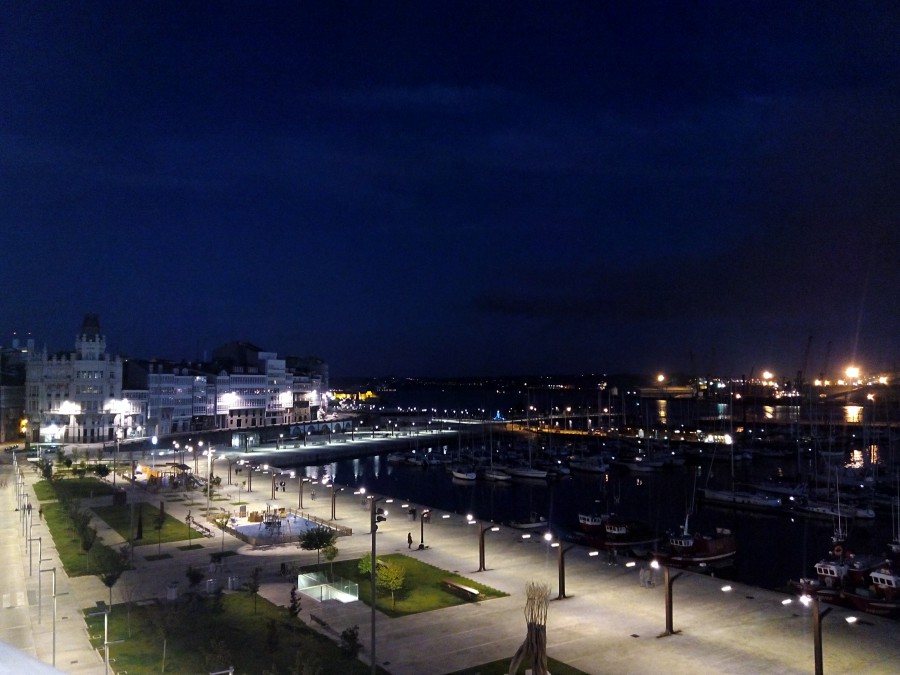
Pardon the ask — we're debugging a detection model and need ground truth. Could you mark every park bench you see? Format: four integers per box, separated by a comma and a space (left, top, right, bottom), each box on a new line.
192, 521, 214, 537
442, 578, 480, 601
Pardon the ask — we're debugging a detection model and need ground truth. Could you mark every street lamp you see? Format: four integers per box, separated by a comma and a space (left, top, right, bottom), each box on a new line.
477, 520, 500, 572
88, 607, 122, 675
419, 509, 431, 546
39, 567, 59, 666
128, 451, 138, 558
113, 427, 121, 487
368, 495, 386, 675
555, 541, 575, 599
204, 446, 216, 515
298, 477, 315, 509
800, 592, 832, 675
651, 559, 683, 637
329, 481, 340, 520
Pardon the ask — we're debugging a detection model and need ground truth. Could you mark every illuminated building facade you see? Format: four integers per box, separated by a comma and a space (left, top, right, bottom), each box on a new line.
24, 314, 127, 443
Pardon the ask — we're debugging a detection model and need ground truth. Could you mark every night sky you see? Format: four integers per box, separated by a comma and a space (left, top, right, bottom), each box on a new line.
3, 2, 899, 378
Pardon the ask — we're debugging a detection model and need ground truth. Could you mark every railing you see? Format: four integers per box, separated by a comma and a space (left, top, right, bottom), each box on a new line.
286, 508, 352, 536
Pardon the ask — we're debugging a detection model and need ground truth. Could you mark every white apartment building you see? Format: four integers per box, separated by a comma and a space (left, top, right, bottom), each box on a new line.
143, 347, 324, 437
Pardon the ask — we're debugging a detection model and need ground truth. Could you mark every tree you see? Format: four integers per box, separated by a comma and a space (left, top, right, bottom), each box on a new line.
376, 560, 406, 609
323, 543, 339, 581
245, 565, 262, 613
93, 464, 111, 479
150, 601, 185, 674
289, 585, 302, 619
78, 521, 97, 572
97, 545, 131, 606
357, 551, 373, 576
299, 527, 337, 570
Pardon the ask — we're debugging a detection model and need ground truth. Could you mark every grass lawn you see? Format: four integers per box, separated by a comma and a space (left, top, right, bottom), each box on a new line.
84, 591, 374, 675
34, 477, 116, 502
450, 658, 588, 675
40, 501, 125, 577
323, 554, 507, 618
92, 503, 204, 546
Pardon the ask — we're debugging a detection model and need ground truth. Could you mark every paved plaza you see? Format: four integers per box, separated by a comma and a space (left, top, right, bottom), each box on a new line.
2, 443, 900, 674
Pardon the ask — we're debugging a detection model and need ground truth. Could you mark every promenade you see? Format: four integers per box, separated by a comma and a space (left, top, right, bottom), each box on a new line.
2, 442, 900, 675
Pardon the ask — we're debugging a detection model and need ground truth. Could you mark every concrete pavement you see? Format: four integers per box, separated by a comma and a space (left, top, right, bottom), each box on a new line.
3, 448, 900, 674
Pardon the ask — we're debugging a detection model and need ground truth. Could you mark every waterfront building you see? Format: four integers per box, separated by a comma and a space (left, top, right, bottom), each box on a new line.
19, 316, 329, 445
24, 314, 126, 444
127, 342, 327, 437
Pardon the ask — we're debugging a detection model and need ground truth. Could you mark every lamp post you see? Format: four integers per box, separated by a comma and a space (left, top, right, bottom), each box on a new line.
554, 541, 575, 600
330, 482, 338, 520
299, 477, 314, 509
369, 495, 385, 675
651, 559, 683, 637
801, 592, 832, 675
88, 608, 115, 675
205, 446, 216, 515
195, 440, 203, 474
29, 536, 41, 577
128, 451, 137, 557
113, 428, 120, 487
39, 567, 59, 666
477, 521, 500, 572
420, 509, 430, 546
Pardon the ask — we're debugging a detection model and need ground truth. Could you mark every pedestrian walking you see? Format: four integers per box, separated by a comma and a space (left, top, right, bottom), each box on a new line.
407, 532, 413, 549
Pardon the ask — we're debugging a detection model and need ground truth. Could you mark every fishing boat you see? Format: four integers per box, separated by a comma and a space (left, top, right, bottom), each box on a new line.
652, 513, 737, 568
841, 564, 900, 617
798, 535, 895, 615
577, 512, 659, 553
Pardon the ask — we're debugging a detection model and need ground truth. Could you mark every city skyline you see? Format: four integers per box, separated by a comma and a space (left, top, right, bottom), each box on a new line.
2, 3, 898, 377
